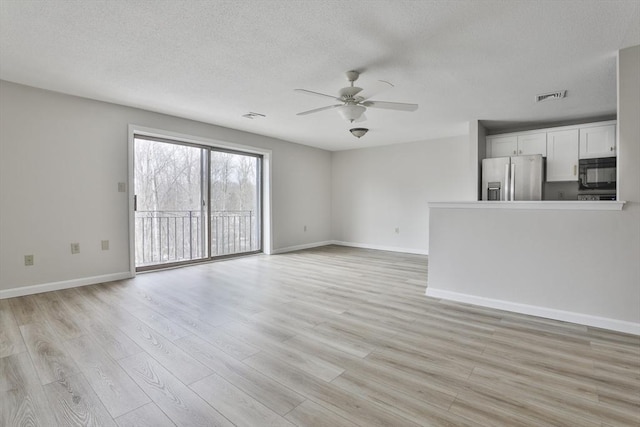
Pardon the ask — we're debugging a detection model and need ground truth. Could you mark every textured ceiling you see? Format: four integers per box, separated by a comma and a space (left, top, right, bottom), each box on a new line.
1, 0, 639, 151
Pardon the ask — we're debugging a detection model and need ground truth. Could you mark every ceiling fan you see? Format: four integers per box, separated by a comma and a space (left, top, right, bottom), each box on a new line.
295, 70, 418, 123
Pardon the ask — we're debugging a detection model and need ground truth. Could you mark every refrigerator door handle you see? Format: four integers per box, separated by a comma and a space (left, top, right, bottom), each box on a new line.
504, 163, 510, 201
510, 163, 516, 201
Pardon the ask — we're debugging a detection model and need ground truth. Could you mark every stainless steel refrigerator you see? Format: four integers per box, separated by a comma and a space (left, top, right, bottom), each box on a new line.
482, 155, 544, 201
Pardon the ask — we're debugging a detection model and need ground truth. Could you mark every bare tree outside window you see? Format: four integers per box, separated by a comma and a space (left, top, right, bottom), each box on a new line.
210, 151, 259, 256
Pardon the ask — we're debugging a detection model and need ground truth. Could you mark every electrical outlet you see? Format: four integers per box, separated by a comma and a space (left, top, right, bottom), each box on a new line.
101, 240, 109, 250
303, 225, 307, 232
70, 243, 80, 254
118, 182, 126, 192
395, 227, 400, 234
24, 255, 34, 266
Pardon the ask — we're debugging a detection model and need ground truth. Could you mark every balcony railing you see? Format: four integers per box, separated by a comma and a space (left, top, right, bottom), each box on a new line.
135, 210, 258, 267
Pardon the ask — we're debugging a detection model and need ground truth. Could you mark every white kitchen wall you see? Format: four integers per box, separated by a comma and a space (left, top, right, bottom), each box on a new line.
0, 80, 332, 295
331, 135, 473, 254
427, 45, 640, 332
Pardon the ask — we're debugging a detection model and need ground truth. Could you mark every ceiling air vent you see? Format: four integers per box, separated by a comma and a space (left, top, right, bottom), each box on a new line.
535, 90, 567, 102
242, 112, 266, 119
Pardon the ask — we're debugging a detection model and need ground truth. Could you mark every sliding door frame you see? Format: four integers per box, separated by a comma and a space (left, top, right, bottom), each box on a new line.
127, 125, 272, 277
208, 147, 263, 261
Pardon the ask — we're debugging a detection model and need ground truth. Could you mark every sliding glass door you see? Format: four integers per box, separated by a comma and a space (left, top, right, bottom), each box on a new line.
210, 151, 261, 256
134, 136, 261, 270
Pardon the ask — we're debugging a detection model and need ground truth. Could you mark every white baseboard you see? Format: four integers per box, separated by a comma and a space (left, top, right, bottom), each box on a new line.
271, 241, 335, 255
271, 240, 429, 256
0, 272, 133, 299
425, 288, 640, 335
331, 240, 428, 255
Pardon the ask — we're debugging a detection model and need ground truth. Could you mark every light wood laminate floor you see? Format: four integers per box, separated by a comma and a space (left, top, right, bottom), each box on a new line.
1, 245, 639, 426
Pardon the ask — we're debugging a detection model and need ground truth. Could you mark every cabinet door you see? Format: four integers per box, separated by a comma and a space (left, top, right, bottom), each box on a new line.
579, 125, 616, 158
488, 135, 517, 157
517, 133, 547, 156
547, 129, 579, 182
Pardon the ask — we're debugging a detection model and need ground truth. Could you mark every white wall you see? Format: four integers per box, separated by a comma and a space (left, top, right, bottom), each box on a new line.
0, 80, 332, 295
426, 45, 640, 333
331, 136, 473, 254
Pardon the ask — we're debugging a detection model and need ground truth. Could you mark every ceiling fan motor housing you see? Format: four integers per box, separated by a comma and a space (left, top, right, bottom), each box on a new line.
339, 86, 363, 99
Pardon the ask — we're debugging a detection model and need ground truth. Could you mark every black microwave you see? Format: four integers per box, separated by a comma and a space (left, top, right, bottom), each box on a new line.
579, 157, 616, 190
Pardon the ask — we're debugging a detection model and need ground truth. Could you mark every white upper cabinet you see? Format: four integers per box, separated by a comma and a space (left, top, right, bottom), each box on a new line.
487, 133, 546, 157
547, 129, 579, 182
579, 124, 616, 158
484, 121, 615, 183
487, 135, 518, 157
517, 133, 547, 156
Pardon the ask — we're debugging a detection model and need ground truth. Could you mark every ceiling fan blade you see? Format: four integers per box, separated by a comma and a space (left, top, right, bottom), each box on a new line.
361, 100, 418, 112
296, 104, 342, 116
358, 80, 395, 101
294, 89, 340, 101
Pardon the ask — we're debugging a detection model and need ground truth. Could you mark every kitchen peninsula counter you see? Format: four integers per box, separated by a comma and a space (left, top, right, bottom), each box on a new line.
426, 199, 638, 335
429, 200, 625, 210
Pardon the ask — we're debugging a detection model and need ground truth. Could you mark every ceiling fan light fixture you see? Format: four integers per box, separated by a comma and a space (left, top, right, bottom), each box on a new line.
337, 104, 366, 122
350, 128, 368, 138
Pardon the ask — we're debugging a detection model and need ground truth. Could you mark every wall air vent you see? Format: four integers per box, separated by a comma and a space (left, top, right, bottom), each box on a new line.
535, 90, 567, 102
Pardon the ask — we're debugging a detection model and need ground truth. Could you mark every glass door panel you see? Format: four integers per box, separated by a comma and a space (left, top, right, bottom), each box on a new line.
134, 137, 208, 268
210, 152, 261, 256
